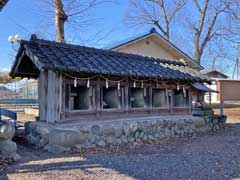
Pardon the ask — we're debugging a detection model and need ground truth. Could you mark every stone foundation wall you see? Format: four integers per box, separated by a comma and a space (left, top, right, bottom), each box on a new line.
25, 115, 226, 153
0, 122, 21, 161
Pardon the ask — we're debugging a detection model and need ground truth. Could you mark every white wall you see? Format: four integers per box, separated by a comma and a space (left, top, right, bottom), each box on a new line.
204, 82, 218, 103
115, 37, 177, 60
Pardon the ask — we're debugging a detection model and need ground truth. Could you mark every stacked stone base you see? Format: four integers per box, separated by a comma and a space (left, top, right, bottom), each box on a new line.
25, 115, 226, 153
0, 122, 21, 161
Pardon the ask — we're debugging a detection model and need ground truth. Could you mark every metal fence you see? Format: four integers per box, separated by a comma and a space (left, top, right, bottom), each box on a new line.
0, 78, 38, 110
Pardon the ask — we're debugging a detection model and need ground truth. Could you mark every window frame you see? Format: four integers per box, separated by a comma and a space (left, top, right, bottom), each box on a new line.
129, 87, 149, 110
100, 85, 125, 111
151, 88, 169, 109
172, 89, 189, 108
64, 82, 97, 113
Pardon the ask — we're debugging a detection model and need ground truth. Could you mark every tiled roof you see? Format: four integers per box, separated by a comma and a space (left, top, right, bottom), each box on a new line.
201, 69, 228, 78
10, 35, 209, 82
0, 0, 8, 11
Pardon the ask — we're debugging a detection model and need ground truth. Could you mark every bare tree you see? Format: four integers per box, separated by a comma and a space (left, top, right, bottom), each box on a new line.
222, 0, 240, 44
126, 0, 187, 40
228, 0, 240, 21
125, 0, 238, 65
0, 71, 20, 84
190, 0, 230, 63
47, 0, 111, 42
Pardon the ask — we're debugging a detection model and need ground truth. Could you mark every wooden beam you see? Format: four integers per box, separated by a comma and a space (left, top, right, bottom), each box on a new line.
149, 87, 153, 112
54, 71, 61, 121
96, 77, 101, 115
39, 71, 47, 121
124, 79, 129, 112
170, 90, 173, 114
61, 82, 66, 120
220, 100, 224, 116
46, 70, 55, 123
188, 90, 192, 113
209, 92, 212, 105
44, 70, 62, 123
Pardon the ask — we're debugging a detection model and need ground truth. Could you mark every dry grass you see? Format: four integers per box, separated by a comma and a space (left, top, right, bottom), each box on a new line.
213, 102, 240, 124
17, 112, 36, 125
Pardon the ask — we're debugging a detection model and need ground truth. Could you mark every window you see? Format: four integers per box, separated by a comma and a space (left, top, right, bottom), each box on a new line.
65, 84, 95, 110
152, 89, 167, 107
130, 88, 148, 108
173, 90, 189, 107
102, 87, 123, 109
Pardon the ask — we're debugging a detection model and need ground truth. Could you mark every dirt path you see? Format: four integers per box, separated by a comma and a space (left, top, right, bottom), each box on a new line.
0, 122, 239, 180
1, 105, 240, 180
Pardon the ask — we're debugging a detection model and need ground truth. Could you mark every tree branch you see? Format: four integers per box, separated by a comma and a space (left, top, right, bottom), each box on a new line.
200, 6, 227, 55
197, 0, 209, 34
169, 0, 187, 23
68, 0, 110, 17
193, 0, 202, 13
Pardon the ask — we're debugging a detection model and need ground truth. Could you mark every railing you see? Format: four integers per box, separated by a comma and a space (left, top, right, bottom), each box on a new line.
0, 99, 38, 105
0, 108, 17, 128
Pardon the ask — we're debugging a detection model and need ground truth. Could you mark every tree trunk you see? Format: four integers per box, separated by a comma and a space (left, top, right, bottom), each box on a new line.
164, 23, 170, 40
194, 50, 201, 63
194, 31, 201, 63
192, 0, 209, 63
54, 0, 67, 43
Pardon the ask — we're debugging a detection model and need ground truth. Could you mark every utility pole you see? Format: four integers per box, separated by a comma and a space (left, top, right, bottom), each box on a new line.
232, 59, 236, 79
232, 58, 239, 79
237, 58, 239, 80
232, 44, 240, 80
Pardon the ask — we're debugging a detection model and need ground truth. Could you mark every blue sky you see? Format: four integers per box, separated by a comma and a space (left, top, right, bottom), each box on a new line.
0, 0, 141, 71
0, 0, 235, 75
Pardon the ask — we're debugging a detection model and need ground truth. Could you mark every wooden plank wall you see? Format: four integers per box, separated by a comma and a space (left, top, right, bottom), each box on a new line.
39, 73, 194, 122
39, 70, 62, 123
39, 71, 46, 121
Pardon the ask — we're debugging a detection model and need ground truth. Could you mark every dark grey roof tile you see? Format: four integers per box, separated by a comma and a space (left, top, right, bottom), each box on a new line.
12, 37, 209, 82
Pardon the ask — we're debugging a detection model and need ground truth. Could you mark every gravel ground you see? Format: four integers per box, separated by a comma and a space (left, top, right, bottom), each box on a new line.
0, 124, 239, 180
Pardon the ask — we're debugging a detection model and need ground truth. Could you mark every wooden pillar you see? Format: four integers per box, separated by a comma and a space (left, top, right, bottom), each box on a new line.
39, 71, 47, 121
188, 90, 192, 114
220, 100, 224, 115
46, 70, 55, 123
124, 79, 129, 113
0, 109, 2, 121
96, 77, 101, 116
209, 92, 212, 105
55, 71, 62, 121
149, 87, 153, 112
61, 81, 66, 120
39, 70, 61, 123
170, 90, 173, 114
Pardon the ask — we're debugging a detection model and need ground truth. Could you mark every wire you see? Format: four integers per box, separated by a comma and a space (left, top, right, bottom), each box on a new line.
130, 77, 152, 82
63, 72, 127, 82
63, 72, 98, 80
63, 72, 188, 88
100, 75, 127, 83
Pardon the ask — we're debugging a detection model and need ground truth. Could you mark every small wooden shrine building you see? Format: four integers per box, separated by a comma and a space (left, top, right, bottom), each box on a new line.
10, 35, 210, 123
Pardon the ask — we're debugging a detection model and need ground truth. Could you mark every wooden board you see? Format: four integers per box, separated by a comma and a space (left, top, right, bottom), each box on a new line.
0, 108, 17, 127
